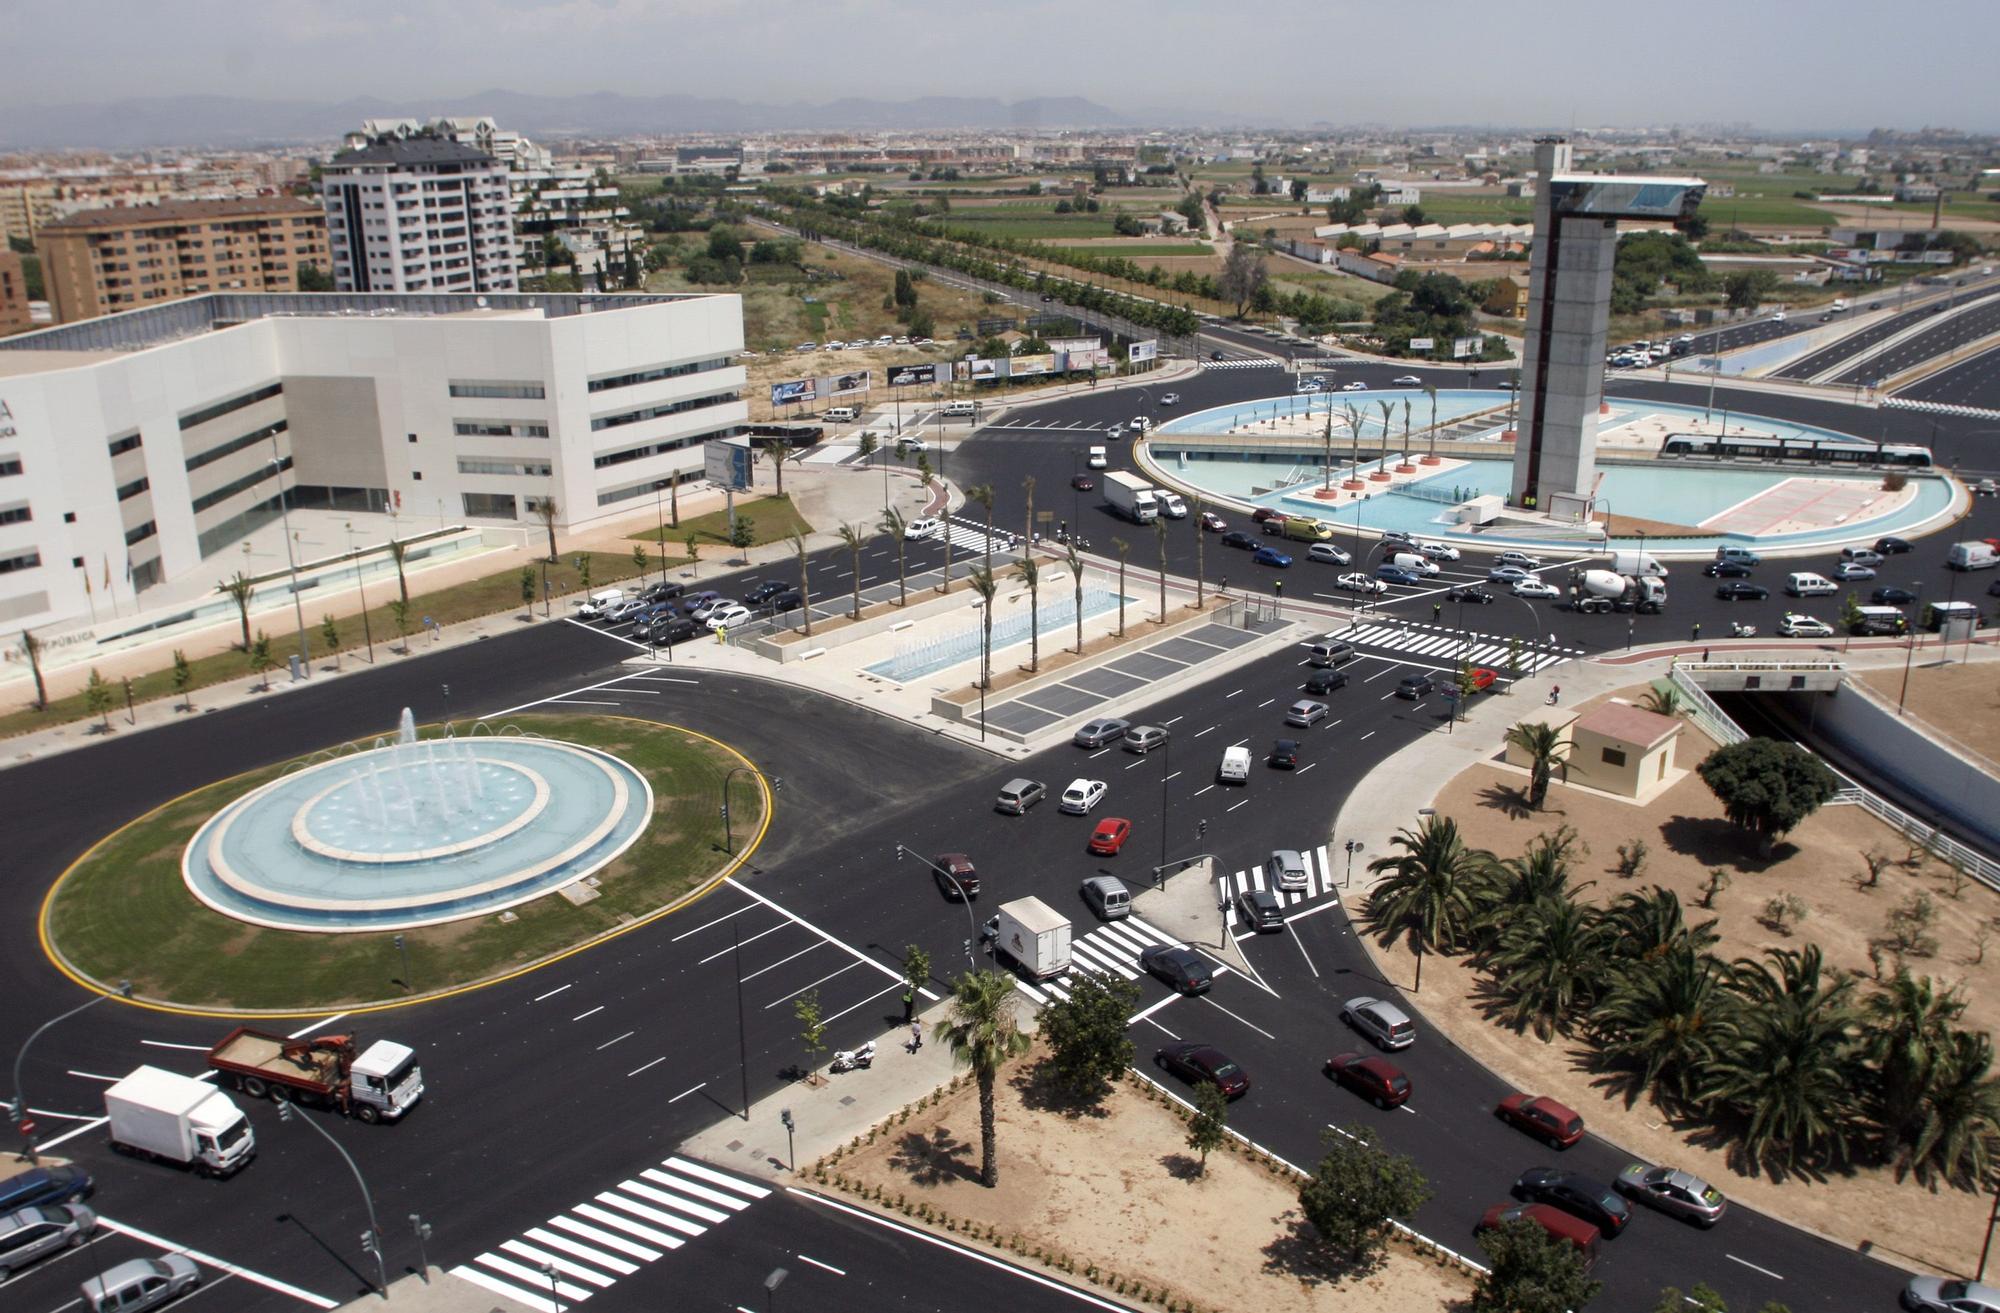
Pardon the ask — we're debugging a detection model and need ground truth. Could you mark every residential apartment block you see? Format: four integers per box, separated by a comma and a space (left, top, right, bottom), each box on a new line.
35, 197, 328, 324
0, 251, 30, 335
320, 135, 518, 293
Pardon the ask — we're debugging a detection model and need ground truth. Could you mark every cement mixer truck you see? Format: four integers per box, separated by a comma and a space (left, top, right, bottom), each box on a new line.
1571, 569, 1667, 614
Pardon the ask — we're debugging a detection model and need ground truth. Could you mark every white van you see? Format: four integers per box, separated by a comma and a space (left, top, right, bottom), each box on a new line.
1947, 541, 1998, 571
1217, 745, 1251, 784
1080, 876, 1131, 921
1086, 446, 1108, 469
941, 400, 977, 418
1390, 552, 1440, 576
822, 406, 858, 424
576, 588, 627, 618
1784, 572, 1837, 597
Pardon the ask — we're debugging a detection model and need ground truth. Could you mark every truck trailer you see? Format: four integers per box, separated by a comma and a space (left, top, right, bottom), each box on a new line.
104, 1066, 256, 1177
1102, 472, 1159, 524
207, 1029, 424, 1123
983, 897, 1073, 980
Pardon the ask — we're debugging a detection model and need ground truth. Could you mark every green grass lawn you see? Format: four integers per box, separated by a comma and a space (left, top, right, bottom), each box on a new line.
44, 714, 763, 1011
1698, 195, 1840, 229
629, 493, 812, 551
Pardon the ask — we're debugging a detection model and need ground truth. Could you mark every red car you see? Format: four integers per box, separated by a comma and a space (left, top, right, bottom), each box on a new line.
1071, 474, 1095, 491
1250, 507, 1285, 525
1467, 667, 1497, 692
1087, 817, 1132, 855
1200, 511, 1227, 533
1323, 1052, 1411, 1108
1495, 1093, 1585, 1148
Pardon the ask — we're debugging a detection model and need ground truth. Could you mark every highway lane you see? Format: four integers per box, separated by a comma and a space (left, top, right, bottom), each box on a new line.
1898, 341, 2000, 410
1832, 292, 2000, 387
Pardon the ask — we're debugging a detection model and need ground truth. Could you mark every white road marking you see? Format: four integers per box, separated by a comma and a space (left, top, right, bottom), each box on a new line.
699, 922, 786, 964
1726, 1255, 1784, 1281
533, 983, 574, 1001
1257, 698, 1275, 708
670, 903, 759, 941
97, 1217, 338, 1308
290, 1013, 348, 1038
667, 1082, 708, 1103
572, 1005, 605, 1021
1227, 799, 1249, 812
1360, 730, 1376, 740
1193, 725, 1216, 737
796, 1254, 847, 1276
628, 1057, 668, 1077
763, 960, 864, 1010
1193, 784, 1214, 796
596, 1031, 635, 1050
140, 1040, 212, 1051
1224, 688, 1242, 697
1202, 995, 1277, 1040
740, 940, 824, 981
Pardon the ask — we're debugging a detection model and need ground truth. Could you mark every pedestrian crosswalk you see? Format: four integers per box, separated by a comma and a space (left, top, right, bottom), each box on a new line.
1201, 357, 1284, 370
935, 516, 1013, 555
1217, 841, 1344, 920
449, 1155, 770, 1313
1013, 914, 1210, 1004
1323, 621, 1581, 674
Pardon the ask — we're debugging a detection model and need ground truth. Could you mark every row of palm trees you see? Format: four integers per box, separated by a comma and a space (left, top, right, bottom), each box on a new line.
1365, 817, 2000, 1186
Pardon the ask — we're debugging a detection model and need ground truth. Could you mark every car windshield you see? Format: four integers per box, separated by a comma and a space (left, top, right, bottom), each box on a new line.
1212, 1063, 1243, 1080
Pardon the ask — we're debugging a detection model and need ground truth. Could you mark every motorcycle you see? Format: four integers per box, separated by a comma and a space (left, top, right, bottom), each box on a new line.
1730, 622, 1757, 638
829, 1040, 875, 1073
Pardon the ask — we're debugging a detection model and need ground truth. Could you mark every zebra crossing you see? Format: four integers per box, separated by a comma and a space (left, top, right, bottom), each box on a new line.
1323, 621, 1581, 674
931, 516, 1012, 555
449, 1155, 769, 1313
1201, 357, 1284, 370
1217, 841, 1344, 919
1012, 914, 1212, 1004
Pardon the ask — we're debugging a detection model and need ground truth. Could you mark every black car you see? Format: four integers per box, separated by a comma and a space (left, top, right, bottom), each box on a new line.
762, 587, 804, 613
1514, 1168, 1632, 1236
1303, 669, 1349, 696
1209, 351, 1225, 362
1703, 560, 1754, 578
1715, 581, 1769, 601
647, 616, 702, 645
1872, 586, 1919, 606
1268, 738, 1300, 769
1138, 944, 1213, 994
745, 579, 789, 605
1237, 888, 1285, 932
1874, 536, 1914, 555
1397, 673, 1435, 699
1220, 531, 1257, 550
639, 580, 686, 603
1447, 584, 1495, 604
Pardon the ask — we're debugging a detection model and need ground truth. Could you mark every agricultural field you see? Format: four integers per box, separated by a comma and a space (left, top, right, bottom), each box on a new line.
1050, 242, 1212, 257
931, 212, 1122, 239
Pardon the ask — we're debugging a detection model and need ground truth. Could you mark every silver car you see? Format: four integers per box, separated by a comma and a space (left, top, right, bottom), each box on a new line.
82, 1254, 201, 1313
0, 1204, 97, 1275
1614, 1163, 1727, 1226
1264, 849, 1309, 891
1902, 1278, 2000, 1313
1341, 995, 1417, 1050
1285, 700, 1328, 728
1073, 717, 1130, 749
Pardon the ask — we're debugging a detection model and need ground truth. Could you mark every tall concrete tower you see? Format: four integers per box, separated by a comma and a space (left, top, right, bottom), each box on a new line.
1511, 139, 1704, 517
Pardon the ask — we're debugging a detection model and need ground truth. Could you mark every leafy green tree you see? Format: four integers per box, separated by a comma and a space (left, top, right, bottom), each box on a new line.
83, 668, 114, 730
1841, 592, 1865, 633
632, 542, 649, 579
1474, 825, 1580, 936
1041, 973, 1138, 1103
1862, 970, 1974, 1180
933, 970, 1033, 1187
795, 988, 826, 1073
1697, 738, 1840, 856
1217, 243, 1268, 318
1639, 684, 1685, 717
1652, 1283, 1729, 1313
1505, 719, 1572, 809
171, 648, 194, 712
320, 614, 340, 670
248, 632, 275, 687
1486, 894, 1607, 1039
1471, 1218, 1601, 1313
707, 224, 745, 264
1724, 269, 1779, 310
1592, 944, 1735, 1108
1603, 886, 1718, 966
388, 537, 410, 608
1296, 1124, 1432, 1274
729, 516, 756, 551
1363, 815, 1492, 953
1895, 1027, 2000, 1189
388, 600, 410, 652
578, 551, 594, 592
900, 945, 930, 1023
1186, 1081, 1229, 1175
217, 572, 255, 651
296, 262, 335, 292
520, 565, 537, 619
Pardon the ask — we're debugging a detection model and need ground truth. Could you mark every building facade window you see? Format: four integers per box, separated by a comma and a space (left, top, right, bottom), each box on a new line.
0, 503, 30, 525
1601, 747, 1627, 767
124, 520, 157, 546
107, 431, 143, 456
454, 420, 550, 438
177, 381, 283, 430
185, 420, 288, 472
116, 477, 150, 501
192, 456, 290, 513
590, 389, 738, 433
448, 380, 546, 399
0, 550, 42, 574
462, 491, 519, 518
586, 356, 734, 393
456, 458, 553, 478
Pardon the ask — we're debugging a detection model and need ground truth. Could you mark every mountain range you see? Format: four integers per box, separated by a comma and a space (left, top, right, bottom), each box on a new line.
0, 92, 1129, 150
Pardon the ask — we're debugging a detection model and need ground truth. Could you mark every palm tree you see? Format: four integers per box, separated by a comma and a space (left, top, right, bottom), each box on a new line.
536, 497, 560, 562
19, 628, 47, 711
1112, 537, 1130, 636
1639, 685, 1686, 718
1591, 944, 1736, 1109
879, 507, 909, 606
1602, 886, 1718, 967
1376, 399, 1393, 466
1505, 719, 1573, 809
217, 572, 255, 651
1485, 893, 1607, 1040
933, 969, 1032, 1188
1401, 397, 1413, 461
1474, 825, 1582, 938
1863, 970, 1968, 1153
1014, 555, 1041, 672
837, 522, 865, 619
1065, 541, 1084, 654
1363, 815, 1492, 953
1320, 406, 1336, 492
1424, 385, 1439, 461
1894, 1028, 2000, 1189
1153, 515, 1168, 623
788, 531, 813, 638
966, 483, 996, 577
1021, 474, 1036, 547
968, 566, 997, 689
388, 537, 410, 608
1344, 403, 1364, 477
1699, 945, 1866, 1173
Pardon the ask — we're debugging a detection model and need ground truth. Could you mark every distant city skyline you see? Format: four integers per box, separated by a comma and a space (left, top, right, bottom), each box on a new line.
3, 0, 1995, 136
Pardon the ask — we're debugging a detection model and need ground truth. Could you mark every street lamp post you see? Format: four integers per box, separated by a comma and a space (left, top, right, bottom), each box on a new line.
269, 455, 311, 678
275, 1102, 389, 1299
345, 523, 376, 663
721, 767, 782, 854
409, 1215, 432, 1284
1898, 581, 1926, 713
896, 846, 979, 968
10, 981, 132, 1162
1343, 840, 1362, 888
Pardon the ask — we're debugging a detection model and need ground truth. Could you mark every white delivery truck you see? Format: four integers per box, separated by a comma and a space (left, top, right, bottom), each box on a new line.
105, 1066, 256, 1178
1102, 472, 1158, 524
983, 897, 1073, 980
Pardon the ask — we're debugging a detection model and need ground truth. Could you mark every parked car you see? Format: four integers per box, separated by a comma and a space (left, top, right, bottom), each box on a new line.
0, 1167, 92, 1212
1340, 996, 1416, 1050
1338, 572, 1390, 594
1834, 561, 1876, 581
1139, 945, 1214, 995
705, 603, 754, 630
1778, 613, 1833, 638
1123, 725, 1169, 754
649, 616, 703, 645
1153, 1044, 1248, 1098
1323, 1053, 1412, 1108
1264, 849, 1310, 891
641, 580, 687, 603
1514, 1168, 1631, 1235
931, 852, 980, 900
1514, 580, 1561, 600
1841, 546, 1885, 566
1415, 540, 1461, 561
1872, 586, 1919, 605
1059, 778, 1108, 814
1476, 1202, 1601, 1264
1901, 1278, 2000, 1313
1307, 542, 1351, 566
1396, 673, 1435, 699
1267, 738, 1301, 769
0, 1204, 97, 1276
1285, 699, 1328, 727
1303, 669, 1349, 696
1200, 511, 1227, 533
1448, 584, 1495, 604
1715, 581, 1770, 601
1221, 531, 1257, 551
1614, 1163, 1727, 1226
759, 588, 803, 615
80, 1255, 203, 1313
1074, 717, 1130, 748
1087, 817, 1132, 855
1236, 888, 1285, 932
1495, 1093, 1586, 1148
744, 580, 788, 605
1250, 507, 1286, 525
1252, 547, 1293, 568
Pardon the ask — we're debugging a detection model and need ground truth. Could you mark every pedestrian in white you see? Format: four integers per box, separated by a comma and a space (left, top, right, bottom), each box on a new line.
909, 1022, 923, 1053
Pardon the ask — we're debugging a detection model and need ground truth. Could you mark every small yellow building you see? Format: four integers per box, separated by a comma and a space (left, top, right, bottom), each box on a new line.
1502, 698, 1685, 802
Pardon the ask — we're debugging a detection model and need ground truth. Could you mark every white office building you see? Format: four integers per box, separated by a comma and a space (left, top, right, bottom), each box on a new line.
321, 135, 519, 294
0, 291, 745, 634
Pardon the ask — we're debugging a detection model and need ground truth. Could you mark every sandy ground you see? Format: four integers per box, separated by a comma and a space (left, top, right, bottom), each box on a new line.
1855, 656, 2000, 771
821, 1052, 1475, 1313
1395, 686, 1999, 1275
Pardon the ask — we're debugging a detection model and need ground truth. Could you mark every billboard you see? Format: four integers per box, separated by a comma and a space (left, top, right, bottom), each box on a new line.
826, 370, 871, 397
770, 377, 817, 407
703, 436, 754, 491
1408, 336, 1435, 352
1047, 336, 1101, 354
1060, 348, 1109, 372
1127, 339, 1158, 364
1009, 353, 1055, 377
1453, 336, 1480, 359
969, 358, 999, 381
886, 363, 941, 387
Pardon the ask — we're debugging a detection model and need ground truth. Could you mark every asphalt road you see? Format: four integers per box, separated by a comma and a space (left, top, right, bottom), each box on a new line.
1898, 341, 2000, 409
1832, 292, 2000, 387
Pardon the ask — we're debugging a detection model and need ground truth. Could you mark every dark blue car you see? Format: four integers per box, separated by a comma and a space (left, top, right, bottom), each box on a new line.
1252, 547, 1293, 568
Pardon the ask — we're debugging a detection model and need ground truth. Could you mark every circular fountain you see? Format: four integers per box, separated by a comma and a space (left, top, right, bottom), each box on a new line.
182, 710, 652, 932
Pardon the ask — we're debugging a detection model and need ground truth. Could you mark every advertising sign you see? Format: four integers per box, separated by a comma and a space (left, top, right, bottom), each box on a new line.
1060, 348, 1109, 372
1009, 353, 1054, 377
1046, 336, 1101, 355
1127, 339, 1158, 364
769, 377, 817, 407
703, 436, 754, 491
826, 370, 871, 397
1453, 336, 1480, 359
886, 363, 941, 387
969, 358, 999, 381
1408, 336, 1435, 352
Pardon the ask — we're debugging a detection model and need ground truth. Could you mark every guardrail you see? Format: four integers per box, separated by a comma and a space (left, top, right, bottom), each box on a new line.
1668, 665, 1748, 746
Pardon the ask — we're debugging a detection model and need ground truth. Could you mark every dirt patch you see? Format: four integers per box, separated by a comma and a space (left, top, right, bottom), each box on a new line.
1854, 657, 2000, 773
1394, 684, 1999, 1275
816, 1056, 1474, 1313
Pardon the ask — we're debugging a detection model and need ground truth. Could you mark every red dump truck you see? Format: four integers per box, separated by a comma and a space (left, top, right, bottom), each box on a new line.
206, 1029, 425, 1123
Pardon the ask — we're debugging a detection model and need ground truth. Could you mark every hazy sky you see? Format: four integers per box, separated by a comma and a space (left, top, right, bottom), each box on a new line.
6, 0, 1997, 131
